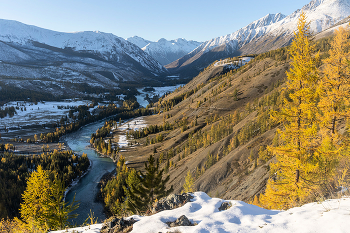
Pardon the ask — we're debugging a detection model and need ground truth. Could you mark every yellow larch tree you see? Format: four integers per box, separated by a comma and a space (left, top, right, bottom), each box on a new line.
20, 165, 51, 231
316, 25, 350, 192
260, 12, 321, 209
20, 166, 79, 231
182, 170, 195, 193
318, 26, 350, 137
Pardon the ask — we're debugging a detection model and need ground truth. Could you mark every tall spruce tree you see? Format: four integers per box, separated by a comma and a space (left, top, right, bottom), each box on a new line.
126, 154, 173, 213
260, 12, 321, 209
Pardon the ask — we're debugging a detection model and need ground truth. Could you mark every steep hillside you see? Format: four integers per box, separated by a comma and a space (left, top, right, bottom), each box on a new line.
102, 28, 340, 204
88, 24, 348, 225
166, 0, 350, 78
112, 49, 292, 202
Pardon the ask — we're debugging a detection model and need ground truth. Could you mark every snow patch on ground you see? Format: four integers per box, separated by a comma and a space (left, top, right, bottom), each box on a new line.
214, 56, 253, 68
51, 223, 103, 233
0, 100, 91, 132
117, 117, 147, 148
136, 85, 182, 108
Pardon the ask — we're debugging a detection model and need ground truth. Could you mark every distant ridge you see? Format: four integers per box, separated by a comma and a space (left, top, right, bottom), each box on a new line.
127, 36, 202, 66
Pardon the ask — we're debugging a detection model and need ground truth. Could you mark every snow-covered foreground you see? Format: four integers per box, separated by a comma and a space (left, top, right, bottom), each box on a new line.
53, 191, 350, 233
51, 224, 103, 233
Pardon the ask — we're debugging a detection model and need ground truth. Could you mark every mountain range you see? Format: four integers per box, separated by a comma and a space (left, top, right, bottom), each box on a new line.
127, 36, 202, 66
0, 0, 350, 97
165, 0, 350, 77
0, 19, 168, 98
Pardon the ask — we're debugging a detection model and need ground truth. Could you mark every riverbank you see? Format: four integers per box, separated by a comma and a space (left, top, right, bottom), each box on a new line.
64, 156, 92, 199
95, 169, 117, 218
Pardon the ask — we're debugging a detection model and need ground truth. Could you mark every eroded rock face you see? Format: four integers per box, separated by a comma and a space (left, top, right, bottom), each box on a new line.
166, 215, 194, 227
152, 193, 194, 213
101, 217, 136, 233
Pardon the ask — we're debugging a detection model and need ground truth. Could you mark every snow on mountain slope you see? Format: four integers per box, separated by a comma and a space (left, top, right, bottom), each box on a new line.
127, 36, 152, 49
142, 38, 202, 65
128, 36, 202, 65
0, 19, 166, 74
262, 0, 350, 38
195, 13, 286, 54
167, 0, 350, 75
210, 0, 350, 52
52, 192, 350, 233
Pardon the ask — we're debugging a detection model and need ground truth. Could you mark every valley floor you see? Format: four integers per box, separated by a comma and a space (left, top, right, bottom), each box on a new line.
52, 191, 350, 233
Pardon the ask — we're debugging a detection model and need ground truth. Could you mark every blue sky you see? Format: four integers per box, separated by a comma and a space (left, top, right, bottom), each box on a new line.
0, 0, 311, 42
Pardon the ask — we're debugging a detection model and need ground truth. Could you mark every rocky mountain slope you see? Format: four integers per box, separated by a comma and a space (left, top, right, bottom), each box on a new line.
166, 0, 350, 77
0, 19, 168, 98
127, 36, 202, 65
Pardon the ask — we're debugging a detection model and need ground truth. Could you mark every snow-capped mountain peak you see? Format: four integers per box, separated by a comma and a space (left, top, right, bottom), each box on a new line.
301, 0, 350, 11
247, 13, 286, 30
166, 0, 350, 76
0, 19, 169, 96
128, 36, 202, 65
126, 36, 151, 49
157, 38, 168, 43
194, 13, 286, 54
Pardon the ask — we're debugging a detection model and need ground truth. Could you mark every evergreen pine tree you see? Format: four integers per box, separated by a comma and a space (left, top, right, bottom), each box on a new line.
127, 154, 173, 213
123, 169, 140, 214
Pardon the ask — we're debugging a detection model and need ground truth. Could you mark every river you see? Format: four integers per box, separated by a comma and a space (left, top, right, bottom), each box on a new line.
62, 120, 116, 225
62, 85, 181, 225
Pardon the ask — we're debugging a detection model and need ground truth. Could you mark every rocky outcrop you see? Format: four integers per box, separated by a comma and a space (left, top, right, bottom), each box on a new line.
100, 217, 136, 233
101, 193, 194, 232
166, 215, 194, 227
152, 193, 194, 213
218, 202, 232, 211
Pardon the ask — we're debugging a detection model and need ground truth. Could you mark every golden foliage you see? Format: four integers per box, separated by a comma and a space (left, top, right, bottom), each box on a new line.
182, 170, 195, 193
261, 17, 350, 210
20, 165, 51, 230
261, 12, 322, 209
318, 26, 350, 137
